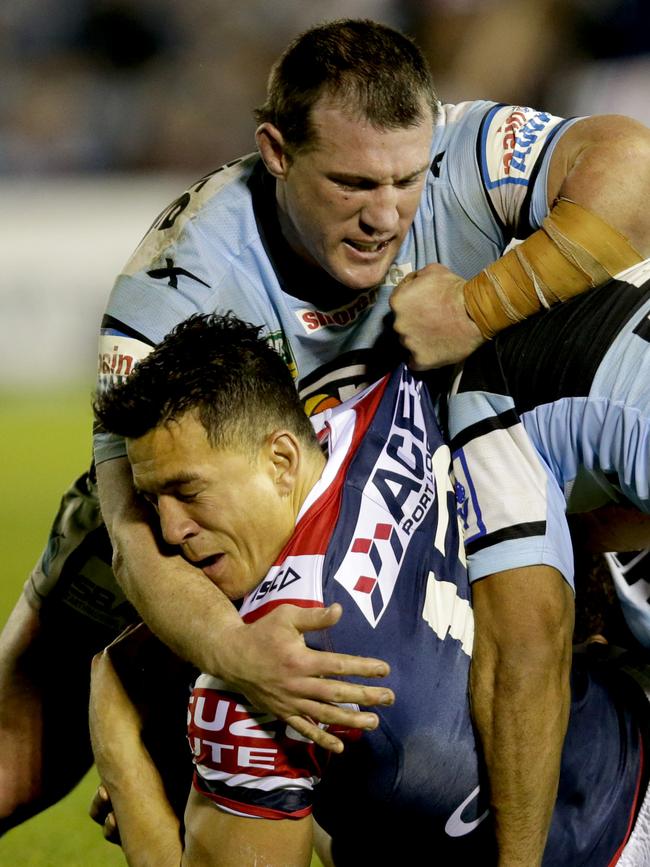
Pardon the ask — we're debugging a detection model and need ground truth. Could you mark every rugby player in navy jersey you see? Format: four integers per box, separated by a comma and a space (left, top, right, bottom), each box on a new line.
89, 313, 650, 867
3, 18, 650, 865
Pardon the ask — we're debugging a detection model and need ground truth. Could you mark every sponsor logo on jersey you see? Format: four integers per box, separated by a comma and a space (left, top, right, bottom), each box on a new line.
483, 105, 562, 189
300, 362, 372, 416
453, 472, 485, 540
444, 785, 489, 837
295, 265, 413, 335
239, 555, 324, 619
334, 369, 454, 627
97, 332, 153, 391
249, 566, 302, 604
188, 686, 319, 779
266, 329, 298, 380
296, 288, 380, 334
146, 257, 210, 290
62, 555, 135, 631
387, 262, 413, 284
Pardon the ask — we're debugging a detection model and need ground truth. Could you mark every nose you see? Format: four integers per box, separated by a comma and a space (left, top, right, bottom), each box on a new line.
158, 497, 199, 546
359, 185, 400, 235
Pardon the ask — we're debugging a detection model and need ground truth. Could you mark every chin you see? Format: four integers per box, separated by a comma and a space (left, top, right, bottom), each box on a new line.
341, 254, 397, 291
334, 264, 390, 292
350, 272, 390, 293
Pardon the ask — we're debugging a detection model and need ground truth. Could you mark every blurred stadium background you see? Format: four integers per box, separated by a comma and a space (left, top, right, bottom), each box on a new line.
1, 0, 648, 862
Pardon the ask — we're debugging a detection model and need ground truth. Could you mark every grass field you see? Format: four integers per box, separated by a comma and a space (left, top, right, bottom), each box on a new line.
0, 389, 324, 866
0, 387, 124, 866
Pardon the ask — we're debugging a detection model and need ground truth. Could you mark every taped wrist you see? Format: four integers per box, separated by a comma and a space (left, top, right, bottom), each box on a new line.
463, 198, 643, 339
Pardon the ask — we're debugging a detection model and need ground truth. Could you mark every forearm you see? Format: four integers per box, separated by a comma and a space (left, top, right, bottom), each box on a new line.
89, 642, 185, 867
97, 458, 241, 674
471, 638, 570, 865
470, 567, 574, 866
101, 746, 183, 867
113, 517, 242, 668
96, 459, 393, 745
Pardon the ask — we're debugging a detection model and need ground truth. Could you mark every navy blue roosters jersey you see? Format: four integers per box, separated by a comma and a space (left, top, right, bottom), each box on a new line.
187, 364, 645, 865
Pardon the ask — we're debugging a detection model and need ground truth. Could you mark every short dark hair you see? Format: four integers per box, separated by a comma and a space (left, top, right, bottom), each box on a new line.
94, 314, 319, 453
254, 18, 438, 155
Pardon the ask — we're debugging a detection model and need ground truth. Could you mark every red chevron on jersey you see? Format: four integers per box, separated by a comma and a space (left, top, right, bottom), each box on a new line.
332, 371, 443, 627
240, 376, 391, 626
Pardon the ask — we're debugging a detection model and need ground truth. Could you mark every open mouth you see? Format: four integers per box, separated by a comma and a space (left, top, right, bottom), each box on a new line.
192, 553, 224, 578
344, 238, 392, 254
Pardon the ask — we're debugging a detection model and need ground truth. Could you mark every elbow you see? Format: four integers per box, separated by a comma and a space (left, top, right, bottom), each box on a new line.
472, 589, 574, 700
111, 543, 126, 586
515, 594, 574, 673
501, 600, 573, 678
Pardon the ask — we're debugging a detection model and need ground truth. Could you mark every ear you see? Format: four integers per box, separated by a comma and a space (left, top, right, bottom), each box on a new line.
265, 430, 301, 495
256, 122, 291, 180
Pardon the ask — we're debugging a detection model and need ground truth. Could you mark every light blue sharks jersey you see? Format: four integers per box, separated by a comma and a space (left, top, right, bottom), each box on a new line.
30, 99, 579, 631
95, 100, 577, 466
449, 259, 650, 585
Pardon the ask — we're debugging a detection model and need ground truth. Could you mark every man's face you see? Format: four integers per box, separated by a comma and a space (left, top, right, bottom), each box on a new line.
276, 98, 433, 291
127, 413, 296, 600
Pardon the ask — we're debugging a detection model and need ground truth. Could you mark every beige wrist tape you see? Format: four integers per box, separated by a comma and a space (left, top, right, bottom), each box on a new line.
464, 198, 643, 339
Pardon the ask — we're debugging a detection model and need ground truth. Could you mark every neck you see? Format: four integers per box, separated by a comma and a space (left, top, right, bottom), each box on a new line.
294, 446, 327, 520
275, 185, 313, 267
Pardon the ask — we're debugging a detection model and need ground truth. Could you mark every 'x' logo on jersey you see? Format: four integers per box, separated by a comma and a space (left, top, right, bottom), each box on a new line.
147, 258, 210, 289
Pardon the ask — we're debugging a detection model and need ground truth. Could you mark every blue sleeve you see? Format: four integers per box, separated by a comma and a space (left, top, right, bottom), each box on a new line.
447, 364, 575, 588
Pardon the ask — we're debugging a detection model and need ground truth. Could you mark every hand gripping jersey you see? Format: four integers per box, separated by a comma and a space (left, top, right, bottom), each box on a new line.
187, 365, 645, 866
449, 258, 650, 642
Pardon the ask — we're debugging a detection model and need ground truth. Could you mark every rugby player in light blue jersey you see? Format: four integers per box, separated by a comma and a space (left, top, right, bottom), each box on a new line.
2, 18, 650, 865
449, 257, 650, 646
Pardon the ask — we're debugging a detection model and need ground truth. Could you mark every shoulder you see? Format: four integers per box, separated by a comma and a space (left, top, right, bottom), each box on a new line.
435, 100, 497, 131
103, 154, 283, 341
121, 154, 262, 280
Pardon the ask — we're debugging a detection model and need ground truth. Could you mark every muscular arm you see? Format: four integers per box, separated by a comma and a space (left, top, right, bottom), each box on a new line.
183, 789, 312, 867
97, 458, 394, 750
547, 114, 650, 255
392, 114, 650, 368
470, 566, 574, 867
88, 630, 183, 867
89, 632, 311, 867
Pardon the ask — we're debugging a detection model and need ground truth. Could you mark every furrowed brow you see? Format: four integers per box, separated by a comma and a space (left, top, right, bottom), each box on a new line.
397, 162, 430, 183
329, 162, 429, 186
